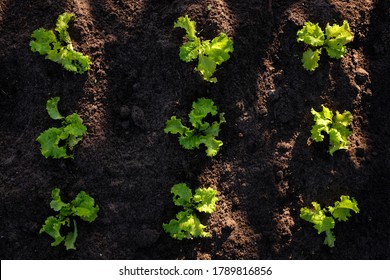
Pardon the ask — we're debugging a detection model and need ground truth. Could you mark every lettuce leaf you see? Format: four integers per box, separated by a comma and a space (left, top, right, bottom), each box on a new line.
301, 48, 322, 71
328, 195, 359, 222
163, 211, 209, 240
193, 187, 218, 214
296, 22, 325, 47
30, 12, 91, 74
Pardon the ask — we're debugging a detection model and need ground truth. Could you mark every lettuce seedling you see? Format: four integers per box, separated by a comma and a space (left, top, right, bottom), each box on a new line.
297, 20, 353, 71
40, 188, 99, 250
37, 97, 87, 159
174, 15, 234, 82
163, 183, 218, 240
300, 195, 359, 247
310, 105, 352, 155
30, 12, 91, 74
164, 98, 225, 157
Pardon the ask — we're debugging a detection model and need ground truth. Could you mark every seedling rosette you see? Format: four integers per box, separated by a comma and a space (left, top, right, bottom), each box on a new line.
300, 195, 359, 247
37, 97, 87, 159
30, 12, 91, 74
174, 15, 234, 82
310, 105, 352, 155
163, 183, 218, 240
164, 98, 225, 157
40, 188, 99, 250
297, 20, 353, 71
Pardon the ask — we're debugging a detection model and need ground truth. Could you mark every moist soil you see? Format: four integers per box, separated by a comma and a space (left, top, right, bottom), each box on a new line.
0, 0, 389, 260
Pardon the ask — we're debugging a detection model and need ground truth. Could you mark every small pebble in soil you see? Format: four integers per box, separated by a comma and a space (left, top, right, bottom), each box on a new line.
132, 105, 148, 130
276, 170, 284, 179
119, 105, 131, 119
121, 120, 130, 129
355, 68, 369, 85
355, 147, 365, 158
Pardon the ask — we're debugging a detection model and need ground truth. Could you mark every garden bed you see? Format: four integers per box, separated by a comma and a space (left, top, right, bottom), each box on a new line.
0, 0, 389, 259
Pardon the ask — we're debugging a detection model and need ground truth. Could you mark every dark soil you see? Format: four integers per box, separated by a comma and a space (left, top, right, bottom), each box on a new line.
0, 0, 389, 260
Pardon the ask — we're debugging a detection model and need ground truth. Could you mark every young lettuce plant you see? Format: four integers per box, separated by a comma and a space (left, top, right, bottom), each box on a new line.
300, 195, 359, 247
164, 98, 225, 157
40, 188, 99, 250
310, 105, 352, 155
30, 12, 91, 74
174, 15, 234, 82
296, 20, 353, 71
37, 97, 87, 159
163, 183, 218, 240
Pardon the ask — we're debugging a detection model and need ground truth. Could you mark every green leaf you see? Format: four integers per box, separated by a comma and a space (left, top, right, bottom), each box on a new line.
193, 187, 218, 213
197, 54, 217, 82
204, 33, 234, 65
63, 113, 87, 138
46, 97, 64, 120
49, 188, 69, 211
30, 13, 91, 74
174, 15, 197, 41
333, 110, 353, 127
329, 195, 359, 222
324, 230, 336, 247
178, 132, 202, 150
163, 211, 209, 240
164, 116, 189, 135
188, 98, 218, 130
325, 20, 353, 59
55, 12, 74, 45
40, 216, 65, 247
310, 105, 333, 142
30, 28, 57, 55
36, 127, 70, 159
179, 40, 200, 62
300, 202, 335, 234
296, 22, 325, 47
171, 183, 193, 208
64, 220, 78, 250
301, 48, 322, 71
200, 135, 223, 157
313, 216, 335, 234
328, 125, 351, 155
71, 191, 99, 222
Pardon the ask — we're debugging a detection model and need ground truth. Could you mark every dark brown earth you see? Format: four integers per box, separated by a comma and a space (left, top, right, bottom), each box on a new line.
0, 0, 389, 260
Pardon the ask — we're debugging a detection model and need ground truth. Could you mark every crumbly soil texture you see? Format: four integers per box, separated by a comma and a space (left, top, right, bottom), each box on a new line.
0, 0, 389, 260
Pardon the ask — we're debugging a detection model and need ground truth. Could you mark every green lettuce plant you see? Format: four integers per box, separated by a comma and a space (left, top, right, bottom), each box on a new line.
30, 12, 91, 74
40, 188, 99, 250
310, 105, 352, 155
163, 183, 218, 240
297, 20, 353, 71
300, 195, 359, 247
37, 97, 87, 159
164, 98, 225, 157
174, 15, 234, 82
